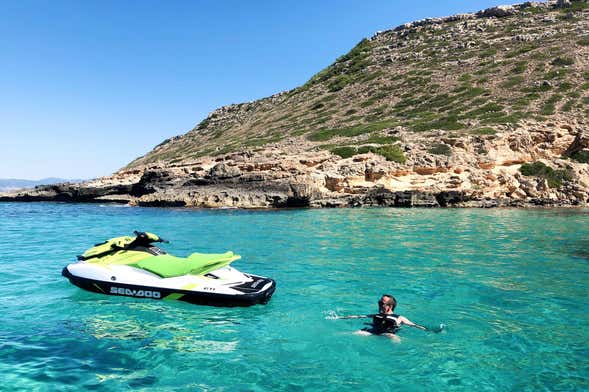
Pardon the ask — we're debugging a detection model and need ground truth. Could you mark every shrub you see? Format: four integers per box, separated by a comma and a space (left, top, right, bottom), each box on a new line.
501, 76, 524, 88
520, 161, 572, 188
543, 69, 570, 80
479, 111, 527, 125
363, 134, 400, 144
578, 37, 589, 47
511, 61, 528, 74
479, 48, 497, 58
411, 115, 464, 132
307, 120, 398, 141
428, 143, 452, 156
540, 94, 562, 115
506, 44, 537, 58
373, 145, 406, 163
571, 151, 589, 163
356, 146, 373, 154
361, 70, 384, 83
471, 127, 496, 135
328, 74, 354, 92
329, 143, 406, 163
467, 103, 504, 117
564, 1, 589, 12
330, 146, 357, 159
561, 99, 575, 112
551, 56, 575, 66
558, 82, 573, 91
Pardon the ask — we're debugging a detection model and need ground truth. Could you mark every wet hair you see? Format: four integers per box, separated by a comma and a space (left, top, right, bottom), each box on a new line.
379, 294, 397, 311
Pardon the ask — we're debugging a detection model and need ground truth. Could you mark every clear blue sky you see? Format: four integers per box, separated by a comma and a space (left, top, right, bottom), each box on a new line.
0, 0, 516, 179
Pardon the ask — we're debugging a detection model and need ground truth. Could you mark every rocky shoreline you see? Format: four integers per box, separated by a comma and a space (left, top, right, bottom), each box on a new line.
2, 120, 588, 209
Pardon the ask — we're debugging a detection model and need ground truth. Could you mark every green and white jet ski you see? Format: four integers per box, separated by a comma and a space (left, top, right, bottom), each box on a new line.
62, 231, 276, 306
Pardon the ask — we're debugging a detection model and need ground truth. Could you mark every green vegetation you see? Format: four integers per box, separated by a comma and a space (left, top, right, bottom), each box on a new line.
330, 146, 357, 159
558, 82, 573, 91
362, 134, 400, 144
501, 76, 524, 88
304, 38, 373, 92
307, 120, 398, 141
511, 61, 527, 74
570, 151, 589, 163
372, 144, 406, 163
577, 37, 589, 46
411, 115, 464, 132
470, 127, 496, 135
520, 161, 572, 188
328, 75, 354, 92
551, 56, 575, 66
478, 48, 497, 58
543, 69, 570, 80
196, 117, 210, 130
467, 103, 504, 117
563, 1, 589, 12
428, 143, 452, 156
561, 99, 575, 112
506, 44, 538, 58
329, 144, 406, 163
540, 94, 562, 115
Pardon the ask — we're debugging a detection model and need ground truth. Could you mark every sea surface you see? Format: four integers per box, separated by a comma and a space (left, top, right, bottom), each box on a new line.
1, 202, 588, 391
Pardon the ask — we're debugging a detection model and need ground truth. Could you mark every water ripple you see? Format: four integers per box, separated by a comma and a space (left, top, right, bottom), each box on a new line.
0, 203, 588, 391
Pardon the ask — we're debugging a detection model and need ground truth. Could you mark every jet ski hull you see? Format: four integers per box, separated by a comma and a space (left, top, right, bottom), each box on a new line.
62, 266, 276, 307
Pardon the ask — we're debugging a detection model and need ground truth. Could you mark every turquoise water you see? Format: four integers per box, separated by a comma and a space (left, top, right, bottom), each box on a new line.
1, 202, 588, 391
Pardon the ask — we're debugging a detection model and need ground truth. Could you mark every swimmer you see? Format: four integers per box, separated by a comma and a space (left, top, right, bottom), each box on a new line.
338, 294, 426, 340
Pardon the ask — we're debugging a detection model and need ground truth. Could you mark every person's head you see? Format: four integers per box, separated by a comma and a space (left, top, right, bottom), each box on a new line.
378, 294, 397, 314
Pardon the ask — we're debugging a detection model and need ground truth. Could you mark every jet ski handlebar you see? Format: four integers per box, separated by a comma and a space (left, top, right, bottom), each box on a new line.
133, 231, 169, 243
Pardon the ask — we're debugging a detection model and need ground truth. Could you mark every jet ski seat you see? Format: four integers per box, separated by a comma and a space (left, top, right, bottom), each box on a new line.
132, 252, 241, 278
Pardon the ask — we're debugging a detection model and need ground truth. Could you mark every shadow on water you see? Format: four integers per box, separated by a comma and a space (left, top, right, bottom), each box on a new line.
553, 237, 589, 261
0, 322, 156, 389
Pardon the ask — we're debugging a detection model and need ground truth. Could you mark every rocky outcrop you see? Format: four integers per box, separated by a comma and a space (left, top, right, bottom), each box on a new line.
3, 120, 588, 208
390, 1, 554, 33
563, 131, 589, 157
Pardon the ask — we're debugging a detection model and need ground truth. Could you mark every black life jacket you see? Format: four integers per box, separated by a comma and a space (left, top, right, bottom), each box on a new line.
371, 313, 400, 334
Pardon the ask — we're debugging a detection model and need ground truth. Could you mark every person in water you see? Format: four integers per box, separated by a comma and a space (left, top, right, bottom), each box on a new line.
347, 294, 426, 339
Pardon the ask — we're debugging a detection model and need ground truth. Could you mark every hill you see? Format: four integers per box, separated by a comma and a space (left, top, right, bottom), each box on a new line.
129, 1, 588, 167
2, 1, 588, 208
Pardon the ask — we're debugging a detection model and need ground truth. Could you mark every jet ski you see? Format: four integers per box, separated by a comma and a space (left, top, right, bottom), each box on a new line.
62, 231, 276, 307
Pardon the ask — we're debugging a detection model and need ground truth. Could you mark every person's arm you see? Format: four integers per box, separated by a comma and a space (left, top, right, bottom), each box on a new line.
397, 316, 427, 330
336, 314, 372, 319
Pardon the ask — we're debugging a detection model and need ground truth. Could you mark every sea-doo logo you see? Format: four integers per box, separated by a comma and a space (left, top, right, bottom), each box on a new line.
110, 286, 161, 298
